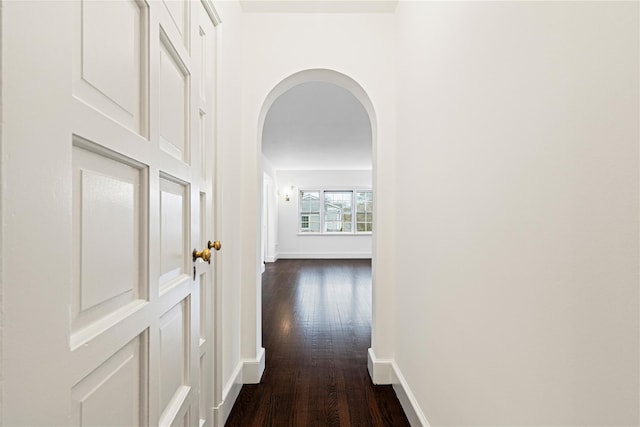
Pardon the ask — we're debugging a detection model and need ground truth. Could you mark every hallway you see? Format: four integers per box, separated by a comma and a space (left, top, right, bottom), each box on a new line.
225, 259, 409, 426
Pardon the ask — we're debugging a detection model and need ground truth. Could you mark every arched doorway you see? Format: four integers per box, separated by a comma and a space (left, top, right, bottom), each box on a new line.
256, 68, 382, 379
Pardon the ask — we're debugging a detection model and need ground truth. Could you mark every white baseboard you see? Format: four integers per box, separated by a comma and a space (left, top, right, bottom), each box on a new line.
367, 349, 430, 427
241, 347, 266, 384
212, 349, 267, 426
391, 361, 431, 427
278, 252, 372, 259
265, 254, 278, 263
367, 348, 394, 384
213, 362, 243, 427
216, 351, 429, 427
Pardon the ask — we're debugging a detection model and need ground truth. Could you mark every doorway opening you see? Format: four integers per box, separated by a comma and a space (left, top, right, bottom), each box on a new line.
257, 68, 378, 272
261, 78, 373, 263
256, 68, 379, 375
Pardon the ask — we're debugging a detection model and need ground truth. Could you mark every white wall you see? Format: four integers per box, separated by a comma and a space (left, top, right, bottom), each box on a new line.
216, 2, 639, 426
277, 169, 372, 258
262, 155, 277, 179
212, 8, 396, 423
232, 8, 398, 396
215, 0, 245, 421
394, 2, 639, 425
262, 156, 278, 262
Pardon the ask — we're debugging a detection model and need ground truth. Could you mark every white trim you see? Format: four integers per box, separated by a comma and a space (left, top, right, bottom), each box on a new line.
391, 361, 431, 427
212, 14, 225, 427
265, 254, 278, 263
296, 232, 372, 237
367, 350, 431, 426
278, 252, 372, 259
200, 0, 222, 26
213, 362, 243, 427
298, 188, 372, 235
212, 349, 266, 427
367, 348, 394, 384
241, 347, 266, 383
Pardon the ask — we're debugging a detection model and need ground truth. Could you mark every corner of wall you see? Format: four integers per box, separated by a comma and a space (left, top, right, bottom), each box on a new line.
241, 346, 265, 384
265, 253, 278, 263
367, 348, 394, 384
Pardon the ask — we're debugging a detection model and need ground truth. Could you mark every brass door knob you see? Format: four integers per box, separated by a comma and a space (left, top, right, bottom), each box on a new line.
193, 247, 211, 264
208, 240, 221, 251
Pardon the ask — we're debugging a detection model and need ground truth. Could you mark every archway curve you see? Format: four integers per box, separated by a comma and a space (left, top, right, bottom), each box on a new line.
257, 68, 378, 150
256, 67, 380, 377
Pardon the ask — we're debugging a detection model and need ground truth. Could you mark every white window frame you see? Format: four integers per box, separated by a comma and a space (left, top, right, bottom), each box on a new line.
299, 190, 321, 233
355, 190, 373, 233
297, 188, 372, 235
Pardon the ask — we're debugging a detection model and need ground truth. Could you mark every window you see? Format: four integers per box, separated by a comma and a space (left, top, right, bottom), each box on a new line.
299, 191, 320, 232
298, 189, 372, 234
356, 191, 373, 232
324, 191, 352, 232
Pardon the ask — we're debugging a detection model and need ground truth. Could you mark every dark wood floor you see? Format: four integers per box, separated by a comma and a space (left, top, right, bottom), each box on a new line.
225, 259, 410, 427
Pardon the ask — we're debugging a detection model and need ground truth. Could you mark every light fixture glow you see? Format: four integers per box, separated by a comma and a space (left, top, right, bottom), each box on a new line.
283, 185, 294, 202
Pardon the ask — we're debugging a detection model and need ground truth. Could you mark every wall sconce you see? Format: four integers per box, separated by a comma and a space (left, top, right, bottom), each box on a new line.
283, 185, 294, 202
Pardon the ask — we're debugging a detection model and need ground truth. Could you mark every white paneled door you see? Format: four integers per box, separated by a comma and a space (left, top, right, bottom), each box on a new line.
2, 1, 220, 426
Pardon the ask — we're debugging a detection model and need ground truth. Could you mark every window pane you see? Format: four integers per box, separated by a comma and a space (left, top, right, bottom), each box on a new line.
300, 191, 320, 213
308, 215, 320, 232
355, 191, 373, 232
300, 191, 320, 232
300, 213, 320, 232
324, 191, 352, 233
299, 189, 371, 234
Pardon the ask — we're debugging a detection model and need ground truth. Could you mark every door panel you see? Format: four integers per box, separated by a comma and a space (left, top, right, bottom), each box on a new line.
163, 0, 189, 45
72, 142, 147, 338
71, 334, 148, 427
2, 1, 220, 425
159, 35, 190, 162
159, 175, 190, 290
159, 298, 191, 423
72, 0, 148, 136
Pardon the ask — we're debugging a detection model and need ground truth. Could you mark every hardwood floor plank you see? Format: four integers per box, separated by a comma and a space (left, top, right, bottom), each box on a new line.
225, 259, 410, 427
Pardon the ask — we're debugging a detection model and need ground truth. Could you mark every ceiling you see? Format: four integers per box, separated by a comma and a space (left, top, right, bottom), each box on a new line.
262, 81, 372, 170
